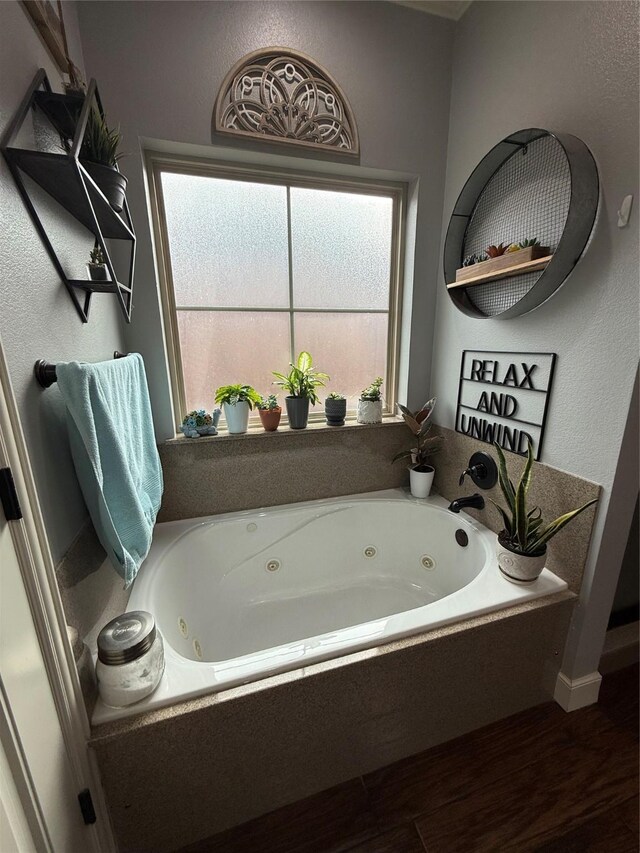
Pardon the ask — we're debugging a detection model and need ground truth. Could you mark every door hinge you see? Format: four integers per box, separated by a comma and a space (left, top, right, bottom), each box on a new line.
78, 788, 96, 825
0, 468, 22, 521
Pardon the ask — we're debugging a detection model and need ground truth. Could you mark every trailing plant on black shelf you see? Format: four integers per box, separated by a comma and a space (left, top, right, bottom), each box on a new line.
393, 397, 442, 469
80, 109, 124, 168
272, 351, 329, 404
214, 384, 261, 408
491, 440, 597, 556
89, 244, 105, 266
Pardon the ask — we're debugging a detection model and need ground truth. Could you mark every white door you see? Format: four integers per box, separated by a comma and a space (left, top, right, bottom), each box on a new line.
0, 480, 91, 852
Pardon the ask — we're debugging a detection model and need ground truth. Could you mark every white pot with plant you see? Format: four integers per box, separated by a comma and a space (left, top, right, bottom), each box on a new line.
357, 377, 383, 424
214, 384, 261, 434
491, 441, 598, 583
273, 351, 329, 430
393, 397, 441, 498
86, 243, 110, 281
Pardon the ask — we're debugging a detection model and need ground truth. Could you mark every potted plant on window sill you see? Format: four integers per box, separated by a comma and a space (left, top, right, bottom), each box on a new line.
491, 441, 598, 583
80, 108, 127, 212
393, 397, 442, 498
256, 394, 282, 431
273, 351, 329, 430
357, 378, 383, 424
214, 384, 261, 434
325, 392, 347, 426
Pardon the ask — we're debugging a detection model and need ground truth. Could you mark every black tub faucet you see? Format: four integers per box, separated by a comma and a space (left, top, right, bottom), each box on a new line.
447, 493, 485, 513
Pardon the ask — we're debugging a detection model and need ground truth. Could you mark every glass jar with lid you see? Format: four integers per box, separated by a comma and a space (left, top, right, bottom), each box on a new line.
96, 611, 164, 708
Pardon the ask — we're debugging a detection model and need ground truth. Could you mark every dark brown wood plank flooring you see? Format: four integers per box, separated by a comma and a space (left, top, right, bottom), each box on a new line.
178, 665, 639, 853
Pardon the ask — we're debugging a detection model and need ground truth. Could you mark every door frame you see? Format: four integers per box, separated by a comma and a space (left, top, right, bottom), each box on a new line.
0, 336, 115, 852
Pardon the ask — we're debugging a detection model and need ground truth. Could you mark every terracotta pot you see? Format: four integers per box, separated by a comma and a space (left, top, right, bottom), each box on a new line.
496, 534, 547, 583
258, 407, 281, 431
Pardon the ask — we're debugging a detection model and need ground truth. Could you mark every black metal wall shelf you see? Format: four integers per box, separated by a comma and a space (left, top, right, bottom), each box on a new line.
0, 69, 136, 323
443, 128, 599, 320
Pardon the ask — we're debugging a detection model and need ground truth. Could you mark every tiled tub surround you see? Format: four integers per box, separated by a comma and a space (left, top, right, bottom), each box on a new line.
92, 491, 568, 724
90, 592, 575, 853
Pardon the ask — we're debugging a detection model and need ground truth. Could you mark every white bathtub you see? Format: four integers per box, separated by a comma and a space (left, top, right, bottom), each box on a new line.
92, 489, 567, 724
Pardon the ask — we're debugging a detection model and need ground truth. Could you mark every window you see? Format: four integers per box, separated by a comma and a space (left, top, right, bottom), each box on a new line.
148, 156, 404, 429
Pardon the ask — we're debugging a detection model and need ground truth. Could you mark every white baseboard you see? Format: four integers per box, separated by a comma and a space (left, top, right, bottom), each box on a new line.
554, 670, 602, 711
600, 622, 639, 674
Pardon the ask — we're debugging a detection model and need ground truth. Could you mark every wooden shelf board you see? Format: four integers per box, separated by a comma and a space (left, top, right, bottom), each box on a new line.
447, 255, 553, 289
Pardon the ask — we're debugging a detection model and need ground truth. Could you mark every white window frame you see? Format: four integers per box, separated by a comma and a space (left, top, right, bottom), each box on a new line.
146, 152, 406, 432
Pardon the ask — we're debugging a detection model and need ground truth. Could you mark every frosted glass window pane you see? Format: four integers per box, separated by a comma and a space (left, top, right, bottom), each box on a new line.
295, 313, 388, 410
177, 311, 290, 412
290, 188, 393, 310
161, 173, 289, 308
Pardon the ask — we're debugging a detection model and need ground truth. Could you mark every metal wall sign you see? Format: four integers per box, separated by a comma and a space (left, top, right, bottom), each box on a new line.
455, 350, 557, 460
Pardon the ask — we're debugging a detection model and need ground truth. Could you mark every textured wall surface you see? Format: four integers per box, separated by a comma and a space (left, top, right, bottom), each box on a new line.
430, 0, 639, 679
76, 0, 456, 437
0, 1, 127, 562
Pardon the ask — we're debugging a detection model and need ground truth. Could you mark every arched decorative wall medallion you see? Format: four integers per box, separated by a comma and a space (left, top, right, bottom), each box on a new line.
214, 48, 359, 156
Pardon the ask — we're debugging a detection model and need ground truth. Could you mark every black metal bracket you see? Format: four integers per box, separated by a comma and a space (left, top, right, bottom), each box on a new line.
77, 789, 96, 825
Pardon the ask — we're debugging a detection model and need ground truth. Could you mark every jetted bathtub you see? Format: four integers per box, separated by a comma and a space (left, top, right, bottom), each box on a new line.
92, 489, 567, 724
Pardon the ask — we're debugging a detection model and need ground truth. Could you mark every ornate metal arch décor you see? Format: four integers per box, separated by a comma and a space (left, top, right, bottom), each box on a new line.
214, 48, 359, 156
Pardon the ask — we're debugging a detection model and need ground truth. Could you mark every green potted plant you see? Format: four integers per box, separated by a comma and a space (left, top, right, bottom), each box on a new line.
256, 394, 281, 431
180, 408, 221, 438
273, 351, 329, 430
491, 441, 598, 583
86, 243, 109, 281
325, 392, 346, 426
80, 108, 127, 212
357, 377, 383, 424
393, 397, 442, 498
214, 384, 261, 434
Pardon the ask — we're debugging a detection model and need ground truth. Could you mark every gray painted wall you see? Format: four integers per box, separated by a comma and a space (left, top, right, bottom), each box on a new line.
76, 0, 456, 438
0, 1, 127, 562
430, 1, 639, 680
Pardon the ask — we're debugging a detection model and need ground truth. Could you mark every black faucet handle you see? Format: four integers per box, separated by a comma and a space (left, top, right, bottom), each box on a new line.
459, 463, 486, 486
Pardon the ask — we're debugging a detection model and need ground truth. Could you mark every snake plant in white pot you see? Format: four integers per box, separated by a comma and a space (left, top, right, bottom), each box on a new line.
492, 441, 598, 583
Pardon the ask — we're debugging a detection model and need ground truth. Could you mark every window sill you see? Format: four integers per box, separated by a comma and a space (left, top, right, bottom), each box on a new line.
164, 415, 405, 446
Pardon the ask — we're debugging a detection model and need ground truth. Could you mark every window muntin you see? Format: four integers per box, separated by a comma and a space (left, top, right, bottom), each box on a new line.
151, 158, 403, 429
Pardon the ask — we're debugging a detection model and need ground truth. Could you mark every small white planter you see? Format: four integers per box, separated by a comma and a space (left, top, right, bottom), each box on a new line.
357, 399, 382, 424
496, 536, 547, 583
409, 465, 434, 499
223, 401, 250, 434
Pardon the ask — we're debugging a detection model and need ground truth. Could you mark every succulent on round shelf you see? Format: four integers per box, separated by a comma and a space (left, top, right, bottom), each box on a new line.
518, 237, 541, 249
180, 408, 221, 438
357, 378, 383, 424
256, 394, 282, 431
491, 439, 598, 583
462, 252, 488, 267
485, 242, 509, 258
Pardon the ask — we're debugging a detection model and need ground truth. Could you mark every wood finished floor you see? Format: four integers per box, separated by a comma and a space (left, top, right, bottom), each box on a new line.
178, 665, 639, 853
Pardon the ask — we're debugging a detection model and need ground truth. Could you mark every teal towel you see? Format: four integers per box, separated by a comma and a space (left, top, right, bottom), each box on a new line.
56, 354, 163, 587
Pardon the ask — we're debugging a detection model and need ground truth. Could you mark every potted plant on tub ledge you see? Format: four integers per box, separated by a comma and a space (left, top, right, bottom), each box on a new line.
256, 394, 281, 431
214, 384, 261, 434
325, 392, 346, 426
491, 441, 598, 583
393, 397, 442, 498
273, 351, 329, 430
357, 377, 383, 424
